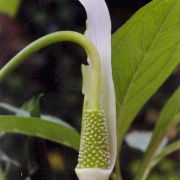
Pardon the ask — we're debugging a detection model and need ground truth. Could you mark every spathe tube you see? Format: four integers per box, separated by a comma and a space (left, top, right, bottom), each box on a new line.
76, 0, 117, 179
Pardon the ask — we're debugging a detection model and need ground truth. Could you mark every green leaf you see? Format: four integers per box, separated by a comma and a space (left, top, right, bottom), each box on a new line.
0, 102, 74, 129
150, 88, 180, 140
152, 140, 180, 169
0, 102, 29, 116
0, 167, 5, 180
135, 88, 180, 180
0, 115, 80, 150
144, 88, 180, 157
21, 94, 43, 117
0, 0, 21, 18
112, 0, 180, 144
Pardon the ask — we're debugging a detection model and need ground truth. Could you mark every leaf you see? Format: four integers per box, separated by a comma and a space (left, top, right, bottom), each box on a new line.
0, 115, 80, 150
0, 102, 75, 130
151, 89, 180, 140
112, 0, 180, 144
135, 88, 180, 180
0, 102, 74, 129
144, 88, 180, 156
0, 167, 5, 180
22, 94, 43, 117
125, 131, 168, 153
0, 150, 20, 167
0, 0, 21, 18
41, 114, 74, 129
0, 102, 29, 117
152, 140, 180, 168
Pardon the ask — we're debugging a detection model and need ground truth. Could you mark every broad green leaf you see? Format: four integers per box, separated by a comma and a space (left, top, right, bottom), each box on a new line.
0, 115, 80, 150
112, 0, 180, 144
135, 88, 180, 180
0, 0, 21, 17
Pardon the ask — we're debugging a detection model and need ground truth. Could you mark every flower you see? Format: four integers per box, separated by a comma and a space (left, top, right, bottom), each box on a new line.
75, 0, 117, 180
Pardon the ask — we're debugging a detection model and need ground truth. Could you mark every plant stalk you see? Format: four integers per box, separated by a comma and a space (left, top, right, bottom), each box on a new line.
115, 153, 122, 180
135, 133, 165, 180
0, 31, 101, 109
0, 167, 5, 180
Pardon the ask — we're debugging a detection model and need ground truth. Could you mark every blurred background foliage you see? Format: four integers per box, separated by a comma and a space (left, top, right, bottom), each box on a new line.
0, 0, 179, 179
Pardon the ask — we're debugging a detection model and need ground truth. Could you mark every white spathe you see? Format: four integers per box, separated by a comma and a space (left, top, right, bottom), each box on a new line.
76, 169, 111, 180
76, 0, 117, 180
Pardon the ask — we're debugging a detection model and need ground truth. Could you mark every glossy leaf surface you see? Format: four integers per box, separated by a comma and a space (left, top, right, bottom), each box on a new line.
0, 115, 80, 150
112, 0, 180, 144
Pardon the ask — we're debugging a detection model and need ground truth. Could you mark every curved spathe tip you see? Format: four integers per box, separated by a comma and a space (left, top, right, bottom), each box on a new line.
75, 168, 111, 180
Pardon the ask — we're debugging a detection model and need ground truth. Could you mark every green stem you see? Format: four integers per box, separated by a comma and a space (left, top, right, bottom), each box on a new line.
113, 112, 124, 180
135, 116, 180, 180
135, 132, 165, 180
152, 140, 180, 169
0, 31, 101, 109
0, 167, 5, 180
115, 152, 122, 180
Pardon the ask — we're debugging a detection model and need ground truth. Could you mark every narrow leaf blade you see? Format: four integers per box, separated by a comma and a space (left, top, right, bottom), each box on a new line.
0, 102, 29, 116
0, 0, 21, 17
152, 140, 180, 168
145, 88, 180, 155
135, 88, 180, 180
0, 102, 72, 129
0, 115, 80, 150
152, 88, 180, 137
